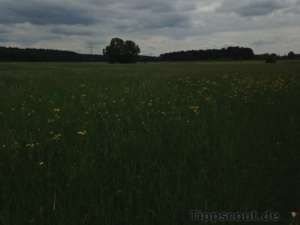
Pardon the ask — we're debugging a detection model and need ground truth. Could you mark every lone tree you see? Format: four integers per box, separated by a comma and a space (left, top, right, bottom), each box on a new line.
103, 38, 140, 63
288, 51, 296, 59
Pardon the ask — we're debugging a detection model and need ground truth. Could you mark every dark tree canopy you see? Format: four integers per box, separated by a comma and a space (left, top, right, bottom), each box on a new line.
103, 38, 141, 63
265, 54, 277, 63
288, 51, 296, 59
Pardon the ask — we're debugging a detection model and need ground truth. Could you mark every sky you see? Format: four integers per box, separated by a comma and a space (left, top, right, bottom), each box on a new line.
0, 0, 299, 56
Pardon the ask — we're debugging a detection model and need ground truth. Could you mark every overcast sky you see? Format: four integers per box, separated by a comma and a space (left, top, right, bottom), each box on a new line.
0, 0, 299, 55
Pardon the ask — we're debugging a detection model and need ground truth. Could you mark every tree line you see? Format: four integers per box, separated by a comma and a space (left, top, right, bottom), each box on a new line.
0, 47, 105, 62
0, 38, 299, 62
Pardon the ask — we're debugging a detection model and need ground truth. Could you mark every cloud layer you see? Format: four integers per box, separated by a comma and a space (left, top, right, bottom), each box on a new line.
0, 0, 299, 55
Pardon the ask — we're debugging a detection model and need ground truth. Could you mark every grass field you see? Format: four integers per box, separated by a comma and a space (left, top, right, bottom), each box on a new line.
0, 61, 300, 225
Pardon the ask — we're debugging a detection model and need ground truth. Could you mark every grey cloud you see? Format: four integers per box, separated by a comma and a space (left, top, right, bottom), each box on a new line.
50, 26, 94, 36
101, 0, 194, 31
0, 0, 300, 55
138, 13, 190, 30
129, 1, 175, 13
218, 0, 297, 17
0, 34, 9, 42
0, 26, 10, 34
0, 23, 66, 45
251, 40, 277, 46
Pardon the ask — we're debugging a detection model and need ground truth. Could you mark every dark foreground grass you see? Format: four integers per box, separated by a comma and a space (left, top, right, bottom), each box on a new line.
0, 61, 300, 225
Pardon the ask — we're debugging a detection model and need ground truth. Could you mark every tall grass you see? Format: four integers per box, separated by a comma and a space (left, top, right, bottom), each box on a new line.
0, 61, 300, 225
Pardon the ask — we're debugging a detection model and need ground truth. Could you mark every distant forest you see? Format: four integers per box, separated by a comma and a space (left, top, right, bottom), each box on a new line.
0, 47, 104, 62
0, 46, 157, 62
160, 47, 300, 61
0, 46, 299, 62
160, 47, 255, 61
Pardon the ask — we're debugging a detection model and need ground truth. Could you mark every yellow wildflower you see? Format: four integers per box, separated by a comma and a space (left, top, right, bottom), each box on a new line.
53, 108, 61, 113
77, 130, 87, 136
190, 106, 200, 113
25, 143, 35, 148
52, 133, 62, 141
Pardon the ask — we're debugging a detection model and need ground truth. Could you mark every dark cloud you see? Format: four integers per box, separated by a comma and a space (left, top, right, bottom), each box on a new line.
235, 1, 284, 16
0, 0, 96, 25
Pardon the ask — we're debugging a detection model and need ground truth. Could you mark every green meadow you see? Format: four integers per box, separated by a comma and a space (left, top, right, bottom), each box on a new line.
0, 61, 300, 225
